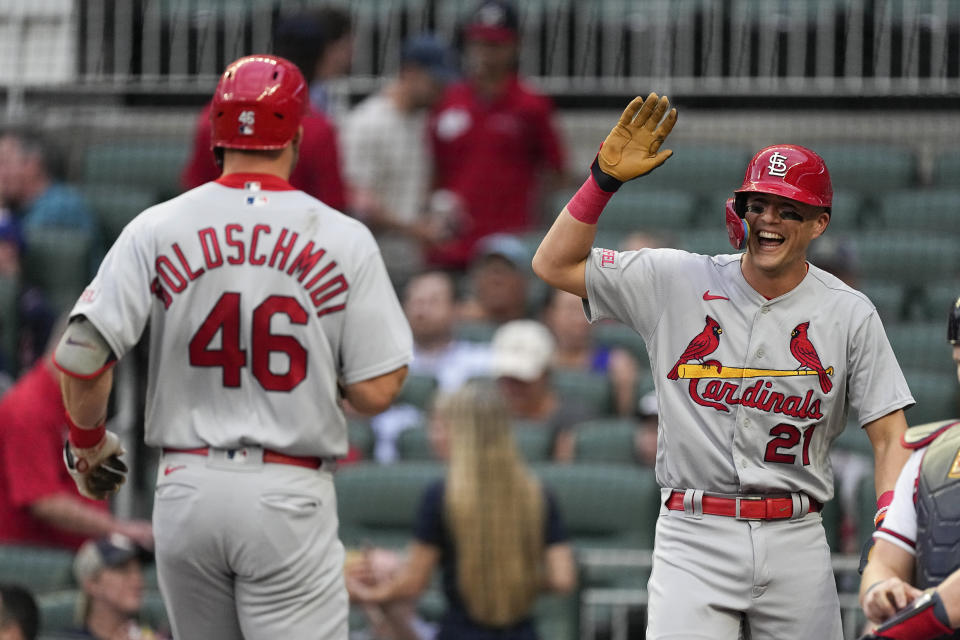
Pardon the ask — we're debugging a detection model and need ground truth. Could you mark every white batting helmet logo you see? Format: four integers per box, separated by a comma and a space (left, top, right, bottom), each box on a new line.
766, 152, 788, 177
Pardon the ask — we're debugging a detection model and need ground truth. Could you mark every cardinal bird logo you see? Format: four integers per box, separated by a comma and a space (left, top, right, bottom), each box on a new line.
667, 315, 723, 380
790, 321, 833, 394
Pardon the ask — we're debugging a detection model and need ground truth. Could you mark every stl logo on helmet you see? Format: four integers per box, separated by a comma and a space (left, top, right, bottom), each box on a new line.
767, 152, 789, 177
238, 110, 255, 136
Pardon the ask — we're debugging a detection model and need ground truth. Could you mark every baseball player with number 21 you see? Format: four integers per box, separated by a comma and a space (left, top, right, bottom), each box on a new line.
533, 93, 914, 639
53, 55, 413, 640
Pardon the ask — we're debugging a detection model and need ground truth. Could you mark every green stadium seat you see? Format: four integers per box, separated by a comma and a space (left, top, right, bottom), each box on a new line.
933, 150, 960, 186
334, 461, 443, 550
453, 320, 497, 344
551, 368, 613, 416
597, 188, 699, 233
878, 189, 960, 233
921, 281, 960, 319
347, 417, 375, 460
815, 144, 917, 193
83, 141, 190, 200
677, 228, 732, 256
643, 145, 753, 195
885, 321, 955, 375
395, 425, 435, 461
902, 369, 959, 425
573, 418, 637, 464
0, 545, 75, 593
0, 275, 18, 372
856, 473, 878, 550
36, 590, 79, 633
820, 494, 842, 552
532, 463, 659, 550
826, 190, 866, 230
858, 280, 908, 323
23, 228, 94, 314
852, 231, 960, 287
592, 321, 648, 362
81, 185, 159, 246
395, 373, 438, 410
512, 422, 555, 461
832, 418, 875, 457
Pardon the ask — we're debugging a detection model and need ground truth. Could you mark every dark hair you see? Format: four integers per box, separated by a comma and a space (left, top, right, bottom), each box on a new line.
0, 584, 40, 640
272, 6, 352, 80
0, 128, 65, 181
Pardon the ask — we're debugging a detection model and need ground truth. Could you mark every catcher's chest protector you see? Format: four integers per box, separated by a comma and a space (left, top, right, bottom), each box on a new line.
916, 424, 960, 590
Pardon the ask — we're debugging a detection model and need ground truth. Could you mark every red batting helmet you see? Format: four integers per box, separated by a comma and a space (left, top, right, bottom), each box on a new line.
210, 55, 307, 151
733, 144, 833, 216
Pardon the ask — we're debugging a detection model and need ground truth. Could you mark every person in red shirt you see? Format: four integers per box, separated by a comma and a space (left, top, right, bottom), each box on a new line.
180, 9, 348, 210
427, 0, 567, 269
0, 348, 152, 550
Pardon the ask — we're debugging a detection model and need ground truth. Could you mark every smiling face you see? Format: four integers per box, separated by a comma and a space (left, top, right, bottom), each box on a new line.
741, 192, 830, 289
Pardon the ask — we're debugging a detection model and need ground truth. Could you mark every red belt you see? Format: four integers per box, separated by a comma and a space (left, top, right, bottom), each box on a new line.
666, 491, 821, 520
163, 447, 323, 470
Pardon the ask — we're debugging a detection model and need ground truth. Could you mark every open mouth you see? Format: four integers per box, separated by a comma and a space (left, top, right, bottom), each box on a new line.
757, 230, 785, 249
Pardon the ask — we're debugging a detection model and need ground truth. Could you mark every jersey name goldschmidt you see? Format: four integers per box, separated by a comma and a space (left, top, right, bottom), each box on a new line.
585, 247, 913, 503
70, 177, 412, 457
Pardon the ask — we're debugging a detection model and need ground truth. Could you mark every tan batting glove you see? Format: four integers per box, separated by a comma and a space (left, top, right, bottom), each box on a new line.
595, 93, 677, 185
63, 430, 128, 500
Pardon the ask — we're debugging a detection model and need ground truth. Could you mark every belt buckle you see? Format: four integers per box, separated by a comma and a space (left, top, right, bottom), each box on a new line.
734, 495, 764, 520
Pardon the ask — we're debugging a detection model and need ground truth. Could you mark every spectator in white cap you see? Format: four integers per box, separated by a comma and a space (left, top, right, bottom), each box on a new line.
70, 534, 167, 640
491, 319, 593, 461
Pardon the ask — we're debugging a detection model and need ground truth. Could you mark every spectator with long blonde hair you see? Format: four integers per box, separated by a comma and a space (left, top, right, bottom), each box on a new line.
346, 380, 575, 639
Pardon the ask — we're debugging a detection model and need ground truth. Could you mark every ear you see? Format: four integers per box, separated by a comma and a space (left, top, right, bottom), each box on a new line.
810, 210, 830, 239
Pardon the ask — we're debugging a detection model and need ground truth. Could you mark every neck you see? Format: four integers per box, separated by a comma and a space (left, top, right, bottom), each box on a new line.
740, 253, 808, 299
221, 149, 294, 181
86, 604, 131, 640
472, 72, 510, 100
385, 81, 413, 114
515, 388, 555, 419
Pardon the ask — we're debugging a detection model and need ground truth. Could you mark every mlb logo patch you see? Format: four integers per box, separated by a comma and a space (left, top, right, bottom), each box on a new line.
600, 248, 617, 268
246, 195, 268, 206
238, 110, 255, 136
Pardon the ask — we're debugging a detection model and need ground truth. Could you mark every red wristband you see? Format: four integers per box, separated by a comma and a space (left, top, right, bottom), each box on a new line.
566, 173, 615, 225
66, 411, 106, 449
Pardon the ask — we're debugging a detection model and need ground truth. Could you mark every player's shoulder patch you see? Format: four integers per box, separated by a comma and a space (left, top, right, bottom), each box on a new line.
902, 419, 960, 450
598, 248, 618, 269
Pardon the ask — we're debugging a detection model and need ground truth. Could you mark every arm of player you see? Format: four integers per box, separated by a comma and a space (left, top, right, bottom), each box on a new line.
342, 365, 409, 416
864, 409, 911, 499
532, 93, 677, 299
860, 539, 922, 623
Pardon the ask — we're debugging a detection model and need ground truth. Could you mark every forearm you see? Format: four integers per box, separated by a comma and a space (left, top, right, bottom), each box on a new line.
532, 210, 594, 299
29, 494, 117, 537
866, 410, 910, 497
861, 558, 910, 603
60, 369, 113, 429
342, 366, 408, 416
936, 570, 960, 628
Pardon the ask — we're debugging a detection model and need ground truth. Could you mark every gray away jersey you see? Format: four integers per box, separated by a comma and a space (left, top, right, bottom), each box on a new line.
70, 178, 413, 457
585, 247, 913, 503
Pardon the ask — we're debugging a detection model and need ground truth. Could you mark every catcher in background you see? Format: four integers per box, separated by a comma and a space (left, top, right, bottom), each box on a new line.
346, 380, 576, 640
858, 296, 960, 640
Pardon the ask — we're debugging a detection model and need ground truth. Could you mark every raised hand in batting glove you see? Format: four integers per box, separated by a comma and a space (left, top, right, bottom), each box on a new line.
64, 427, 128, 500
593, 92, 678, 188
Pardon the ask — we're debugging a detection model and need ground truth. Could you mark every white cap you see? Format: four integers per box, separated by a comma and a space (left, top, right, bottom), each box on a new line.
491, 320, 555, 382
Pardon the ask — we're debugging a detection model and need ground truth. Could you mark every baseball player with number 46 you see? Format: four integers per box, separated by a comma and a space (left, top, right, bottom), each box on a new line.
533, 94, 914, 638
53, 55, 412, 640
